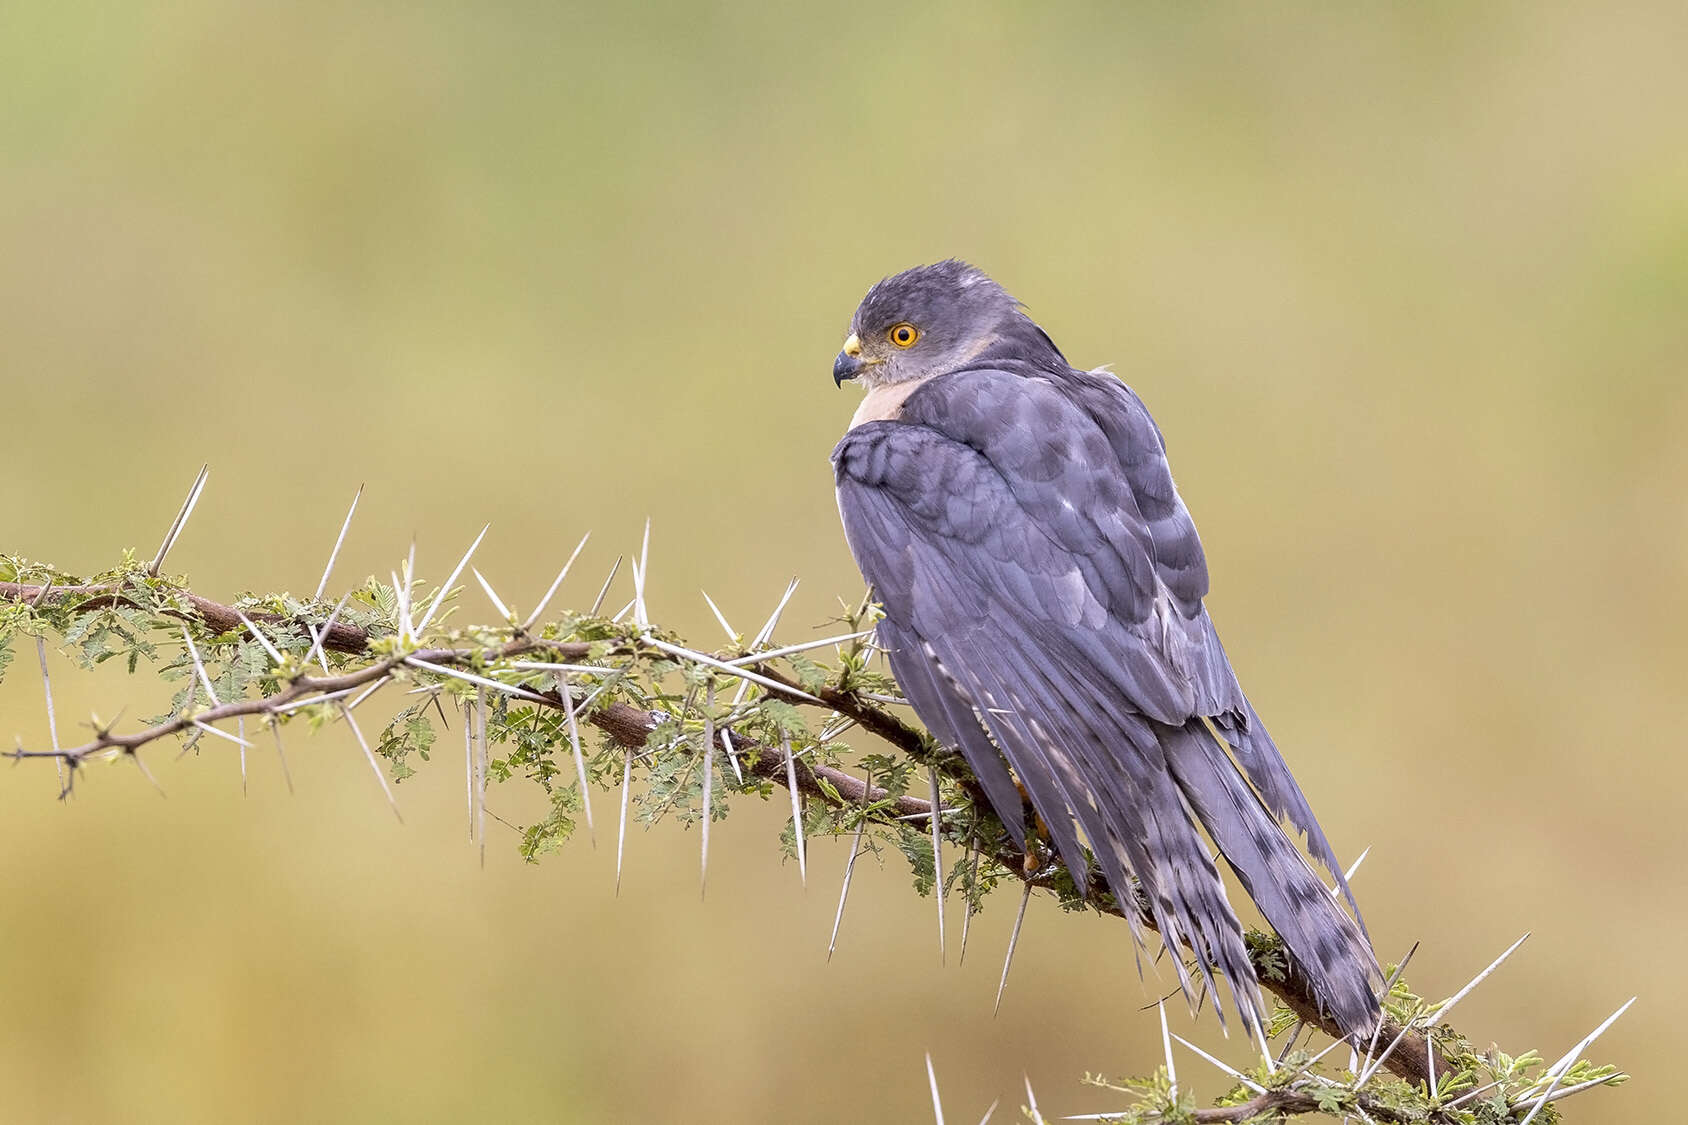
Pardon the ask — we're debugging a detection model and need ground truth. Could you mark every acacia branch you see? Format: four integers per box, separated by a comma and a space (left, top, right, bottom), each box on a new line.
0, 576, 1444, 1090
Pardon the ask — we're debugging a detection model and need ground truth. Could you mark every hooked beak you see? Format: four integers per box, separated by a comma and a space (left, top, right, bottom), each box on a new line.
833, 333, 868, 387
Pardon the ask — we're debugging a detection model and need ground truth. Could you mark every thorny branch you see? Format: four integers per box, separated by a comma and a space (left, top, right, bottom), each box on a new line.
2, 574, 1446, 1090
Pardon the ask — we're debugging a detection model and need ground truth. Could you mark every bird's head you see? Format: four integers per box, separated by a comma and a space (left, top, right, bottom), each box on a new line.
831, 260, 1064, 389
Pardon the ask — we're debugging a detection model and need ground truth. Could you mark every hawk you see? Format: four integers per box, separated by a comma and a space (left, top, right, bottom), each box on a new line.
830, 260, 1380, 1037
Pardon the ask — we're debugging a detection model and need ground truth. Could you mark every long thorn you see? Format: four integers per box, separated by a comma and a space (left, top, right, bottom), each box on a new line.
1516, 998, 1635, 1125
615, 746, 632, 894
754, 578, 800, 647
415, 523, 490, 635
633, 518, 651, 627
995, 881, 1032, 1016
238, 715, 247, 795
959, 848, 978, 966
131, 750, 165, 795
827, 769, 873, 961
930, 767, 945, 963
303, 594, 350, 674
725, 630, 874, 667
314, 484, 363, 601
1023, 1075, 1045, 1125
701, 590, 737, 641
783, 733, 806, 887
464, 698, 475, 842
180, 627, 220, 705
589, 556, 621, 617
560, 674, 594, 844
1430, 932, 1530, 1028
148, 464, 209, 576
403, 658, 552, 705
926, 1053, 945, 1125
1170, 1034, 1266, 1094
523, 531, 590, 630
976, 1100, 998, 1125
475, 688, 487, 866
342, 706, 401, 822
472, 567, 513, 622
643, 638, 822, 702
1159, 1001, 1177, 1098
192, 719, 253, 747
1333, 845, 1371, 898
233, 609, 285, 665
36, 637, 64, 789
270, 720, 294, 794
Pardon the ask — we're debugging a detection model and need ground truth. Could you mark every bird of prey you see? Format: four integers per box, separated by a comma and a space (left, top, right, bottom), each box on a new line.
829, 260, 1380, 1038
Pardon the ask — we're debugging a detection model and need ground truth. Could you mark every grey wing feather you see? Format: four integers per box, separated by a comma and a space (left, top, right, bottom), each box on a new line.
834, 369, 1379, 1036
1055, 370, 1366, 925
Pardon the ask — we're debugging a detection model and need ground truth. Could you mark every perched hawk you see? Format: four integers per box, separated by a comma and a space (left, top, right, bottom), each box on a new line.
830, 260, 1380, 1038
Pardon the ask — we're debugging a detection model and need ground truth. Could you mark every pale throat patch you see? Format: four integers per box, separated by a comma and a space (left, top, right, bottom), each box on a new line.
849, 373, 938, 429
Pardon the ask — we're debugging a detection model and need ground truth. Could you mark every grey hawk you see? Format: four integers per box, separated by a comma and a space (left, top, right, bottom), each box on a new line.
830, 260, 1380, 1038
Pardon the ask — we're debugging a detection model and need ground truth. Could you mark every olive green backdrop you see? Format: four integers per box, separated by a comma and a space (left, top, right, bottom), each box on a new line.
2, 4, 1683, 1121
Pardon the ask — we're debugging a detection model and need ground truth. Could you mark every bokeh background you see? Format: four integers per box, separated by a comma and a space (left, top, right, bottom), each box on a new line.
3, 4, 1684, 1121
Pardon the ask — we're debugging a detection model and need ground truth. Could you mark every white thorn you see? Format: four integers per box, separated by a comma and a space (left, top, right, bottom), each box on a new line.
148, 464, 209, 576
754, 578, 800, 647
36, 637, 63, 789
464, 699, 475, 842
314, 484, 363, 601
589, 556, 621, 617
471, 567, 514, 623
615, 746, 632, 894
1516, 998, 1635, 1125
415, 523, 490, 635
925, 1053, 945, 1125
828, 772, 873, 961
475, 687, 488, 866
238, 715, 247, 795
233, 609, 284, 665
270, 720, 294, 794
1333, 845, 1371, 897
523, 531, 590, 630
930, 767, 945, 963
1023, 1075, 1045, 1125
632, 519, 651, 628
341, 705, 402, 822
180, 627, 220, 705
191, 719, 253, 747
303, 594, 350, 675
403, 658, 552, 705
643, 639, 823, 703
701, 590, 737, 642
1159, 1001, 1177, 1098
724, 630, 875, 667
783, 733, 806, 887
995, 882, 1032, 1016
560, 673, 595, 844
1169, 1033, 1266, 1094
1429, 932, 1530, 1029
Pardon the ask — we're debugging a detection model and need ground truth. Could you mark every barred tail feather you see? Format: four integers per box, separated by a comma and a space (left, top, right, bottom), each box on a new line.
1161, 721, 1381, 1039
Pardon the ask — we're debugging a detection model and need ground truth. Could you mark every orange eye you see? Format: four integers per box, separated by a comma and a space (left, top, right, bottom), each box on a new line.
888, 323, 919, 348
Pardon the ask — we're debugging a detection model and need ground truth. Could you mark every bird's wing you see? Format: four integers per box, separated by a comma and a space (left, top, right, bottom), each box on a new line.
833, 371, 1266, 1021
1049, 369, 1361, 917
834, 369, 1379, 1035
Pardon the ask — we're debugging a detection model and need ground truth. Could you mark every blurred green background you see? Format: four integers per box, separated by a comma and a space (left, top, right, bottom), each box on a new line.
3, 3, 1684, 1121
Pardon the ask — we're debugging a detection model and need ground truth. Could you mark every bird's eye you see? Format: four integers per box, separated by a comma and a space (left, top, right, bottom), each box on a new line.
888, 323, 919, 348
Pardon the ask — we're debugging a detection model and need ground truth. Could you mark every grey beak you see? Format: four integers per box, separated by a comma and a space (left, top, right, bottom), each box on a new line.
833, 350, 865, 387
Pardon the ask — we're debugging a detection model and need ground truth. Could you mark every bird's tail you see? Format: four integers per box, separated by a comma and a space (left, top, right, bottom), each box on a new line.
1160, 720, 1382, 1040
